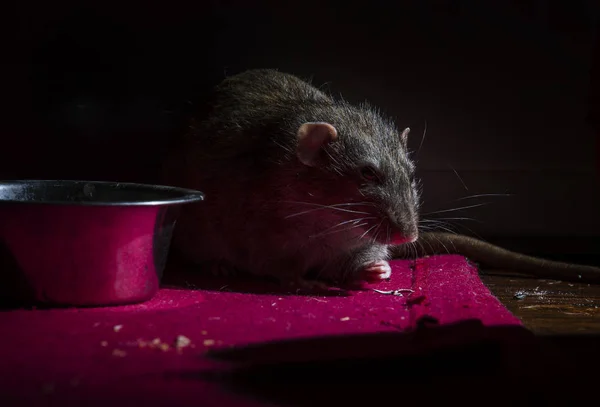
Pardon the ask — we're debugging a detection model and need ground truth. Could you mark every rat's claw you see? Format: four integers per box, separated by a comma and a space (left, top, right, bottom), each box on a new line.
360, 260, 392, 283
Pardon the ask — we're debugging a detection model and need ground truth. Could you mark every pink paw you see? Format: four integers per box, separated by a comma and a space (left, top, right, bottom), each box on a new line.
360, 260, 392, 283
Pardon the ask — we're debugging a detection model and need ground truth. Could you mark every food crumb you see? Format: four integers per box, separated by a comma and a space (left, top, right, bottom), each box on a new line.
203, 339, 216, 347
339, 317, 350, 321
113, 325, 123, 332
513, 291, 527, 300
100, 341, 108, 347
174, 335, 192, 350
112, 349, 127, 357
136, 337, 179, 352
201, 330, 208, 335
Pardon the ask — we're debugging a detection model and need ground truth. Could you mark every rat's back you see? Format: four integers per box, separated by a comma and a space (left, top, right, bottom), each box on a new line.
160, 69, 330, 273
181, 69, 333, 162
215, 69, 331, 108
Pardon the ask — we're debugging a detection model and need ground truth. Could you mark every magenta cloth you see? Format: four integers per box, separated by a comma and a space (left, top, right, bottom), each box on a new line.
0, 255, 521, 406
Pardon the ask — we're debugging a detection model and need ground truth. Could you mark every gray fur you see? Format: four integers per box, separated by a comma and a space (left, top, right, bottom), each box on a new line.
161, 69, 419, 285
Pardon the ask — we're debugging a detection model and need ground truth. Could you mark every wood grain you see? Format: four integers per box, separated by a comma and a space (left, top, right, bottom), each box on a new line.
481, 271, 600, 334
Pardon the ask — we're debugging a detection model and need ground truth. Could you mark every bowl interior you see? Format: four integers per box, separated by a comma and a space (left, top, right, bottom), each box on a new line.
0, 180, 204, 206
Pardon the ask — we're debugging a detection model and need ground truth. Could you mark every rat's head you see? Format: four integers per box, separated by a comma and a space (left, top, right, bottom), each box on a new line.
293, 103, 420, 246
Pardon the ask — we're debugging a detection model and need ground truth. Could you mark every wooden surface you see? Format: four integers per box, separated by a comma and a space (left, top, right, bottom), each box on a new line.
481, 271, 600, 334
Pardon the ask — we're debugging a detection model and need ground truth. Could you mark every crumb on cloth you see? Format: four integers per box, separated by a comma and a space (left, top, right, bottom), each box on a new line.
174, 335, 191, 350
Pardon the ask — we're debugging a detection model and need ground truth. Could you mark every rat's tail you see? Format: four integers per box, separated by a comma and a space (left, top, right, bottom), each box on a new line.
389, 232, 600, 283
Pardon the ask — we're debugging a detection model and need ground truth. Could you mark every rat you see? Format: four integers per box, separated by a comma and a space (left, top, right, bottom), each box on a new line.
160, 68, 600, 288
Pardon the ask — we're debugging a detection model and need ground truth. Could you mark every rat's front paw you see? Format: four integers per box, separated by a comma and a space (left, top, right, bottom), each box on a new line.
359, 260, 392, 283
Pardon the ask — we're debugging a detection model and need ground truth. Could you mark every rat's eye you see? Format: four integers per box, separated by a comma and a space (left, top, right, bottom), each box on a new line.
360, 165, 379, 182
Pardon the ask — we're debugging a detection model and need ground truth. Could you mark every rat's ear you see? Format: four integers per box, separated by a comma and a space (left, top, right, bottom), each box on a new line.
296, 122, 338, 167
400, 127, 410, 146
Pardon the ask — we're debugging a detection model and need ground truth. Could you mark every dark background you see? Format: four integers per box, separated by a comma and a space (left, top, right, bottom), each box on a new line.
3, 0, 599, 257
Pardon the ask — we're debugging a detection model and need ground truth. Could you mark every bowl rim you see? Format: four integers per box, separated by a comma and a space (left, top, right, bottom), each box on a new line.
0, 180, 205, 207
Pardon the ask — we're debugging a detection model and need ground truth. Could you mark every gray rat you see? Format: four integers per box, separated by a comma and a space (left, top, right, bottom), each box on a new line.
161, 69, 600, 288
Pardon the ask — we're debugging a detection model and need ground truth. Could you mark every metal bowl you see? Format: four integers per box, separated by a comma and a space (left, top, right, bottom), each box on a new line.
0, 180, 204, 307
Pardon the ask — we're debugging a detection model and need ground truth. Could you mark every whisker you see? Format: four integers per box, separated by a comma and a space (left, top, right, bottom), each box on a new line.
416, 119, 427, 156
311, 217, 378, 238
285, 206, 371, 219
421, 202, 489, 216
411, 241, 418, 261
281, 201, 377, 208
309, 222, 370, 239
440, 220, 486, 242
419, 219, 451, 224
358, 223, 379, 241
403, 242, 412, 260
432, 225, 458, 235
453, 193, 512, 201
450, 167, 469, 191
431, 234, 451, 254
420, 218, 460, 234
421, 236, 434, 254
371, 220, 384, 244
421, 217, 480, 222
282, 201, 377, 218
398, 241, 412, 261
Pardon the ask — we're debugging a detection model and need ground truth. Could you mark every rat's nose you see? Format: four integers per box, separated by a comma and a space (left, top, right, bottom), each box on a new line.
385, 205, 418, 244
389, 229, 418, 245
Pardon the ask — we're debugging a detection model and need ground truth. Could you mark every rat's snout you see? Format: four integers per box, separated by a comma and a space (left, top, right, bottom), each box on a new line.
384, 207, 419, 245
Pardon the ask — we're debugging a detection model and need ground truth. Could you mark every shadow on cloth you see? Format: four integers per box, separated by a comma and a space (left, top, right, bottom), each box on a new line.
169, 320, 600, 406
161, 256, 359, 297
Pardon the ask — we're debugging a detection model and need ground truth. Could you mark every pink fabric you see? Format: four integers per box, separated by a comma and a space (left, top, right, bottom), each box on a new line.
0, 255, 521, 406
